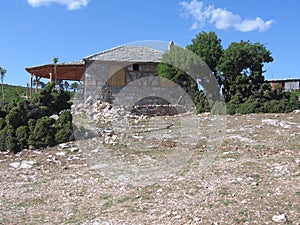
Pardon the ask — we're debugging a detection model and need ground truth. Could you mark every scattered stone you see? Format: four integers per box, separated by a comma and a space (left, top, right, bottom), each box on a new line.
104, 129, 114, 136
9, 162, 21, 168
174, 214, 181, 219
56, 151, 67, 157
132, 135, 144, 139
70, 147, 80, 153
251, 182, 258, 186
28, 145, 35, 150
50, 114, 59, 120
9, 160, 36, 169
272, 214, 287, 223
227, 134, 253, 143
85, 96, 94, 105
241, 200, 247, 204
193, 216, 202, 222
146, 145, 159, 149
293, 109, 300, 114
59, 143, 70, 149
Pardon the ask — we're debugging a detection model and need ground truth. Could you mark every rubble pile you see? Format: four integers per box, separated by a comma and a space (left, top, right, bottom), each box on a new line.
130, 104, 181, 116
72, 97, 183, 145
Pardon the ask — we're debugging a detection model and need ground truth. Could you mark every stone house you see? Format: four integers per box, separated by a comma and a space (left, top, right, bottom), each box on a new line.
82, 45, 165, 103
26, 45, 166, 102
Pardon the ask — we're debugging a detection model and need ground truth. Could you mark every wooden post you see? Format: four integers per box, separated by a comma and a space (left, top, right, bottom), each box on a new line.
35, 75, 39, 93
49, 72, 53, 83
30, 74, 33, 97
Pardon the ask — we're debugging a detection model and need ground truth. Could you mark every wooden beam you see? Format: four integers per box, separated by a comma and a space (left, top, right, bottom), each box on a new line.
30, 74, 33, 97
35, 75, 38, 93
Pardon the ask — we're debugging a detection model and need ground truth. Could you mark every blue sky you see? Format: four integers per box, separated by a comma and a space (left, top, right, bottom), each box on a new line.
0, 0, 299, 86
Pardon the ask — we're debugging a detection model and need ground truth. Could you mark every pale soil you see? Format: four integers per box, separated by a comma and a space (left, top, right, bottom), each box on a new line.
0, 113, 300, 225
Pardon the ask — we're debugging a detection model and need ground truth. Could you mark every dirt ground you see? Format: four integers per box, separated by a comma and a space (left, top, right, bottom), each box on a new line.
0, 112, 300, 225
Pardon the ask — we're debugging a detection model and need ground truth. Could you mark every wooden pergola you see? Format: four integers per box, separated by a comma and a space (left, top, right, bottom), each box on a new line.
25, 61, 85, 97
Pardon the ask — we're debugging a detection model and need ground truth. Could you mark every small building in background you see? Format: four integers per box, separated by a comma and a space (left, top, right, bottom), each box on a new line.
267, 78, 300, 92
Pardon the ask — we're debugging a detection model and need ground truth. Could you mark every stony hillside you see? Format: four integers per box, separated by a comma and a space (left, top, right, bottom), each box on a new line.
0, 111, 300, 224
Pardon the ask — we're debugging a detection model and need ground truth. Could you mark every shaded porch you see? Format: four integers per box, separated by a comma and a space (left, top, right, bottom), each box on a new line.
25, 61, 85, 97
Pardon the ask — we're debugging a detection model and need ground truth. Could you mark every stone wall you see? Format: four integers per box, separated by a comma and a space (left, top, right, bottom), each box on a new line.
84, 61, 195, 110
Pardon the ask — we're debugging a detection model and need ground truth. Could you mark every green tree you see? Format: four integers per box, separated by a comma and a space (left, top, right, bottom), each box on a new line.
218, 41, 273, 102
64, 81, 70, 91
187, 31, 223, 76
157, 46, 200, 102
0, 67, 7, 105
158, 43, 222, 113
70, 82, 79, 92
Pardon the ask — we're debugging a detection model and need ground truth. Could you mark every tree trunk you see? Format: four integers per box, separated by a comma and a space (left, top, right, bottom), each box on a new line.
1, 80, 4, 105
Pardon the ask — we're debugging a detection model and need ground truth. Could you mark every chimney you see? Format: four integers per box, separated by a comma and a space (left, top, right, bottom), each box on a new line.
168, 41, 174, 51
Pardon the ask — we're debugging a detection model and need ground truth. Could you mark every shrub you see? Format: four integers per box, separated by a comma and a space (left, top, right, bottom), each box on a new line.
28, 117, 56, 149
236, 96, 262, 114
28, 118, 36, 132
16, 126, 29, 151
5, 125, 20, 153
0, 117, 6, 130
5, 107, 27, 129
55, 110, 73, 143
0, 126, 8, 151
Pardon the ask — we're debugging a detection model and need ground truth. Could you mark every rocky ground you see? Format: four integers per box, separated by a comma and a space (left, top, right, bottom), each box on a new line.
0, 110, 300, 224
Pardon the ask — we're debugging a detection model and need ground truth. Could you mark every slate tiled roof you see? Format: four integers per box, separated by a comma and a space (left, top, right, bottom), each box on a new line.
84, 46, 164, 63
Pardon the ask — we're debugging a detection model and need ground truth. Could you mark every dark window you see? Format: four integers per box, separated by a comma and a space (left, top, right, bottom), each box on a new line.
133, 64, 139, 71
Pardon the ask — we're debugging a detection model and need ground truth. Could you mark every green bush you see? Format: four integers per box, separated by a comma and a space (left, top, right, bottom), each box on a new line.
16, 126, 29, 151
0, 126, 8, 151
0, 83, 74, 153
0, 117, 6, 130
211, 101, 227, 115
236, 96, 261, 114
55, 110, 73, 143
27, 118, 36, 132
195, 90, 210, 113
5, 125, 19, 153
5, 107, 27, 129
28, 116, 56, 149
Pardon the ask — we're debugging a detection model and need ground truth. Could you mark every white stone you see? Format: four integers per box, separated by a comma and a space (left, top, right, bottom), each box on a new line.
9, 160, 36, 169
272, 214, 287, 223
56, 151, 67, 157
70, 147, 80, 153
194, 216, 202, 222
49, 114, 59, 120
293, 109, 300, 114
85, 96, 93, 105
9, 162, 21, 168
59, 143, 70, 149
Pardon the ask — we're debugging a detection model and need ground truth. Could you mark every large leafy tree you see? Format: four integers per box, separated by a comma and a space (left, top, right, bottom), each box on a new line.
218, 41, 273, 102
157, 44, 221, 112
0, 67, 7, 105
157, 45, 204, 104
187, 31, 223, 76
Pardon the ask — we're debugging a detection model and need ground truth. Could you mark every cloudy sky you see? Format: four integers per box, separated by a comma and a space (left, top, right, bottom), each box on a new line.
0, 0, 299, 85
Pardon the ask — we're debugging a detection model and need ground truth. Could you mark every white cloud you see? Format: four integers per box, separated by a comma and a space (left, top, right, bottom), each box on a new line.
27, 0, 89, 10
180, 0, 275, 32
234, 17, 274, 32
